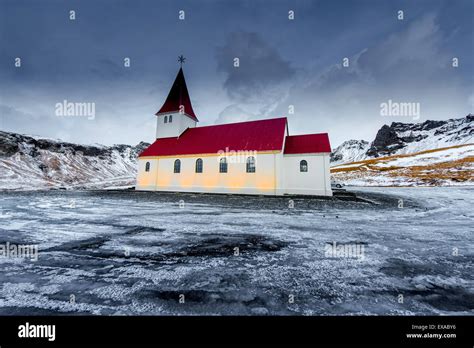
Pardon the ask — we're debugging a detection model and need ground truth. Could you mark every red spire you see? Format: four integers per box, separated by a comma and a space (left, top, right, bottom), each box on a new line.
155, 67, 198, 121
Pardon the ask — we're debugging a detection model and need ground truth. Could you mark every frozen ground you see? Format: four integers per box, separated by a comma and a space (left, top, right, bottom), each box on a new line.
0, 187, 472, 315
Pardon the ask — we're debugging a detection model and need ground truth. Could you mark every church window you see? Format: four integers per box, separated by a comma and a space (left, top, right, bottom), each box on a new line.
174, 159, 181, 173
164, 116, 168, 123
219, 158, 227, 173
300, 160, 308, 172
195, 158, 203, 173
169, 115, 173, 123
246, 156, 256, 173
145, 162, 150, 172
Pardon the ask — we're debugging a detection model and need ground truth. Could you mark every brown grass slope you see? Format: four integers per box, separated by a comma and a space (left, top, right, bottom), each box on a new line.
331, 144, 474, 185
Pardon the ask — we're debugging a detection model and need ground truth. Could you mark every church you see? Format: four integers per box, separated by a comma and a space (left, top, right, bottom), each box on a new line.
136, 63, 332, 196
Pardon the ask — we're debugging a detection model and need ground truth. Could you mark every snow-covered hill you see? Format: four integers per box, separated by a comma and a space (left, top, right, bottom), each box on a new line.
330, 140, 370, 166
330, 115, 473, 186
0, 131, 149, 190
331, 144, 474, 186
366, 114, 473, 157
331, 114, 473, 165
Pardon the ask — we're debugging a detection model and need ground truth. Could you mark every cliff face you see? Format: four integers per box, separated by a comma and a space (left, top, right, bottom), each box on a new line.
366, 115, 473, 158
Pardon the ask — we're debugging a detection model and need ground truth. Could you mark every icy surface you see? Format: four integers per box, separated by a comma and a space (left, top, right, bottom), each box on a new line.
0, 188, 472, 315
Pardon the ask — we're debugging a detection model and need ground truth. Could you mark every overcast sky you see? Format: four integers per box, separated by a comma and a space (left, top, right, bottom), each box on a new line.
0, 0, 472, 147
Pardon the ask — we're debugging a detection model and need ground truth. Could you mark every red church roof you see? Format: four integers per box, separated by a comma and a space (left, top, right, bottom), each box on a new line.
139, 117, 288, 157
155, 68, 198, 121
284, 133, 331, 154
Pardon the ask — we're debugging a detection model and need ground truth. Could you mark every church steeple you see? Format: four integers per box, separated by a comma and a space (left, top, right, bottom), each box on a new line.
155, 65, 198, 122
154, 60, 198, 139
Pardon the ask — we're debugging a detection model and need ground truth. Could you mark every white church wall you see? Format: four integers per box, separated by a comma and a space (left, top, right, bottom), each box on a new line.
137, 152, 280, 195
282, 153, 332, 196
273, 152, 285, 196
178, 114, 197, 135
274, 127, 288, 195
155, 113, 196, 139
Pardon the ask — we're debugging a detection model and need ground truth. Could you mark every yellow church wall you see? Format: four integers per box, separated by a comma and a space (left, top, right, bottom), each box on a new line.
136, 158, 159, 189
136, 152, 280, 195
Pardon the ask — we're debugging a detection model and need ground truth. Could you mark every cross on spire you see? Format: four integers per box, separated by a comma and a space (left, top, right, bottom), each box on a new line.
178, 55, 186, 67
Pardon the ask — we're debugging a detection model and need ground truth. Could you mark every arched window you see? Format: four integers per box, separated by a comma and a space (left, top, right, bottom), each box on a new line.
195, 158, 203, 173
145, 162, 151, 172
169, 115, 173, 123
246, 156, 256, 173
300, 160, 308, 172
174, 159, 181, 173
219, 158, 227, 173
164, 116, 168, 124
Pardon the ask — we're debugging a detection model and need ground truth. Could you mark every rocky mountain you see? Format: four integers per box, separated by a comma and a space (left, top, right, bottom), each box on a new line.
331, 114, 473, 165
330, 140, 370, 166
330, 115, 474, 186
366, 115, 473, 158
0, 131, 149, 190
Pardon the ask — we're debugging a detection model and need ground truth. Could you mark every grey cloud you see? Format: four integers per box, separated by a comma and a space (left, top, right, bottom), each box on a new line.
309, 14, 450, 94
90, 59, 128, 81
216, 32, 295, 103
356, 13, 449, 83
0, 104, 41, 133
271, 13, 471, 146
215, 104, 257, 124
